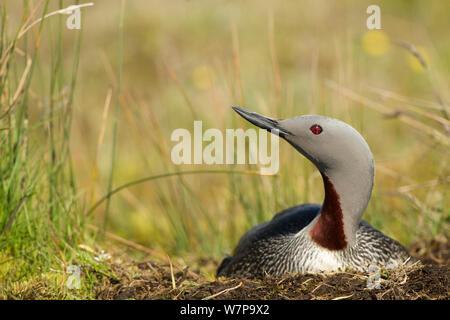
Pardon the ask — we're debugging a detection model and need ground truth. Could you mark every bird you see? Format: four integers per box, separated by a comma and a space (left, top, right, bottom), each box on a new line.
217, 106, 412, 278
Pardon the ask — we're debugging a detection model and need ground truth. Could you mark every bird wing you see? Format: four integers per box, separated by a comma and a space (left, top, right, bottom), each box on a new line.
232, 204, 321, 256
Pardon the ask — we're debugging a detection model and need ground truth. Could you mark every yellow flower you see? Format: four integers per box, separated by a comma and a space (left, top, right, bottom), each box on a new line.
130, 211, 153, 241
362, 30, 390, 56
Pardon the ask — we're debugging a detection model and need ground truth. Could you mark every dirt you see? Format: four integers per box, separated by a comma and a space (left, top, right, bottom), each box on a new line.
94, 237, 449, 300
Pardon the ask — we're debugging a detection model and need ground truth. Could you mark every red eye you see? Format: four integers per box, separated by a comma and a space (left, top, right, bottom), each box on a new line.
310, 124, 322, 135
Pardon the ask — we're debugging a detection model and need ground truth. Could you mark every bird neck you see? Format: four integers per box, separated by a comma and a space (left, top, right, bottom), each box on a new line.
309, 164, 374, 250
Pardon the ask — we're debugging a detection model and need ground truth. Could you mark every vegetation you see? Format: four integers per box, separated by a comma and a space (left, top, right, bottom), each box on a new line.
0, 0, 448, 299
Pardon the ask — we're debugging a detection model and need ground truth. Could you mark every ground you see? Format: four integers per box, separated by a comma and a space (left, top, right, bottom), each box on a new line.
94, 238, 448, 300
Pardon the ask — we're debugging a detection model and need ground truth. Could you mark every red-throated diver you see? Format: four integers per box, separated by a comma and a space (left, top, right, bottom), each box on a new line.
217, 106, 411, 278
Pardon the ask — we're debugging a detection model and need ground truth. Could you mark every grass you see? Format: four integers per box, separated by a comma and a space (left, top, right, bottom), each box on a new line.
104, 0, 125, 234
0, 1, 95, 298
0, 1, 449, 299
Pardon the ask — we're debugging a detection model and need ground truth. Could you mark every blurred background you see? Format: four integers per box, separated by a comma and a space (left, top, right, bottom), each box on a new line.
1, 0, 449, 281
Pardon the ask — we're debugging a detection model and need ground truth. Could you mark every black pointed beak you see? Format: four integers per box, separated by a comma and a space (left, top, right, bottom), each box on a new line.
232, 106, 293, 137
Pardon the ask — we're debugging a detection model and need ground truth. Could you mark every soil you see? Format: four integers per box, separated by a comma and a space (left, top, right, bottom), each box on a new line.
94, 237, 449, 300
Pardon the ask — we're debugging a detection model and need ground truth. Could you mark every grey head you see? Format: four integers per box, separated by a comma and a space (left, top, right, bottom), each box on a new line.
232, 106, 375, 249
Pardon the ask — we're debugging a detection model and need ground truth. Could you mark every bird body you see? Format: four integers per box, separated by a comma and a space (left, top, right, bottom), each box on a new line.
217, 107, 412, 278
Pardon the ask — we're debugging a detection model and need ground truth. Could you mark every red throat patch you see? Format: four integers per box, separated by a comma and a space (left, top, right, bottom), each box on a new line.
309, 173, 347, 250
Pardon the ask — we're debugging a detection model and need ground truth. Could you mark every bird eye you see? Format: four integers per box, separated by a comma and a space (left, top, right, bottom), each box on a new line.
310, 124, 322, 135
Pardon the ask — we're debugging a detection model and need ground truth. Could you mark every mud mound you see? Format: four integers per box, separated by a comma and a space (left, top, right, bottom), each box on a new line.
95, 239, 449, 300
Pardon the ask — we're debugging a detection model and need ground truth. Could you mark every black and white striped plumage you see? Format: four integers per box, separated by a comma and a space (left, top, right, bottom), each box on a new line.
217, 204, 410, 278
